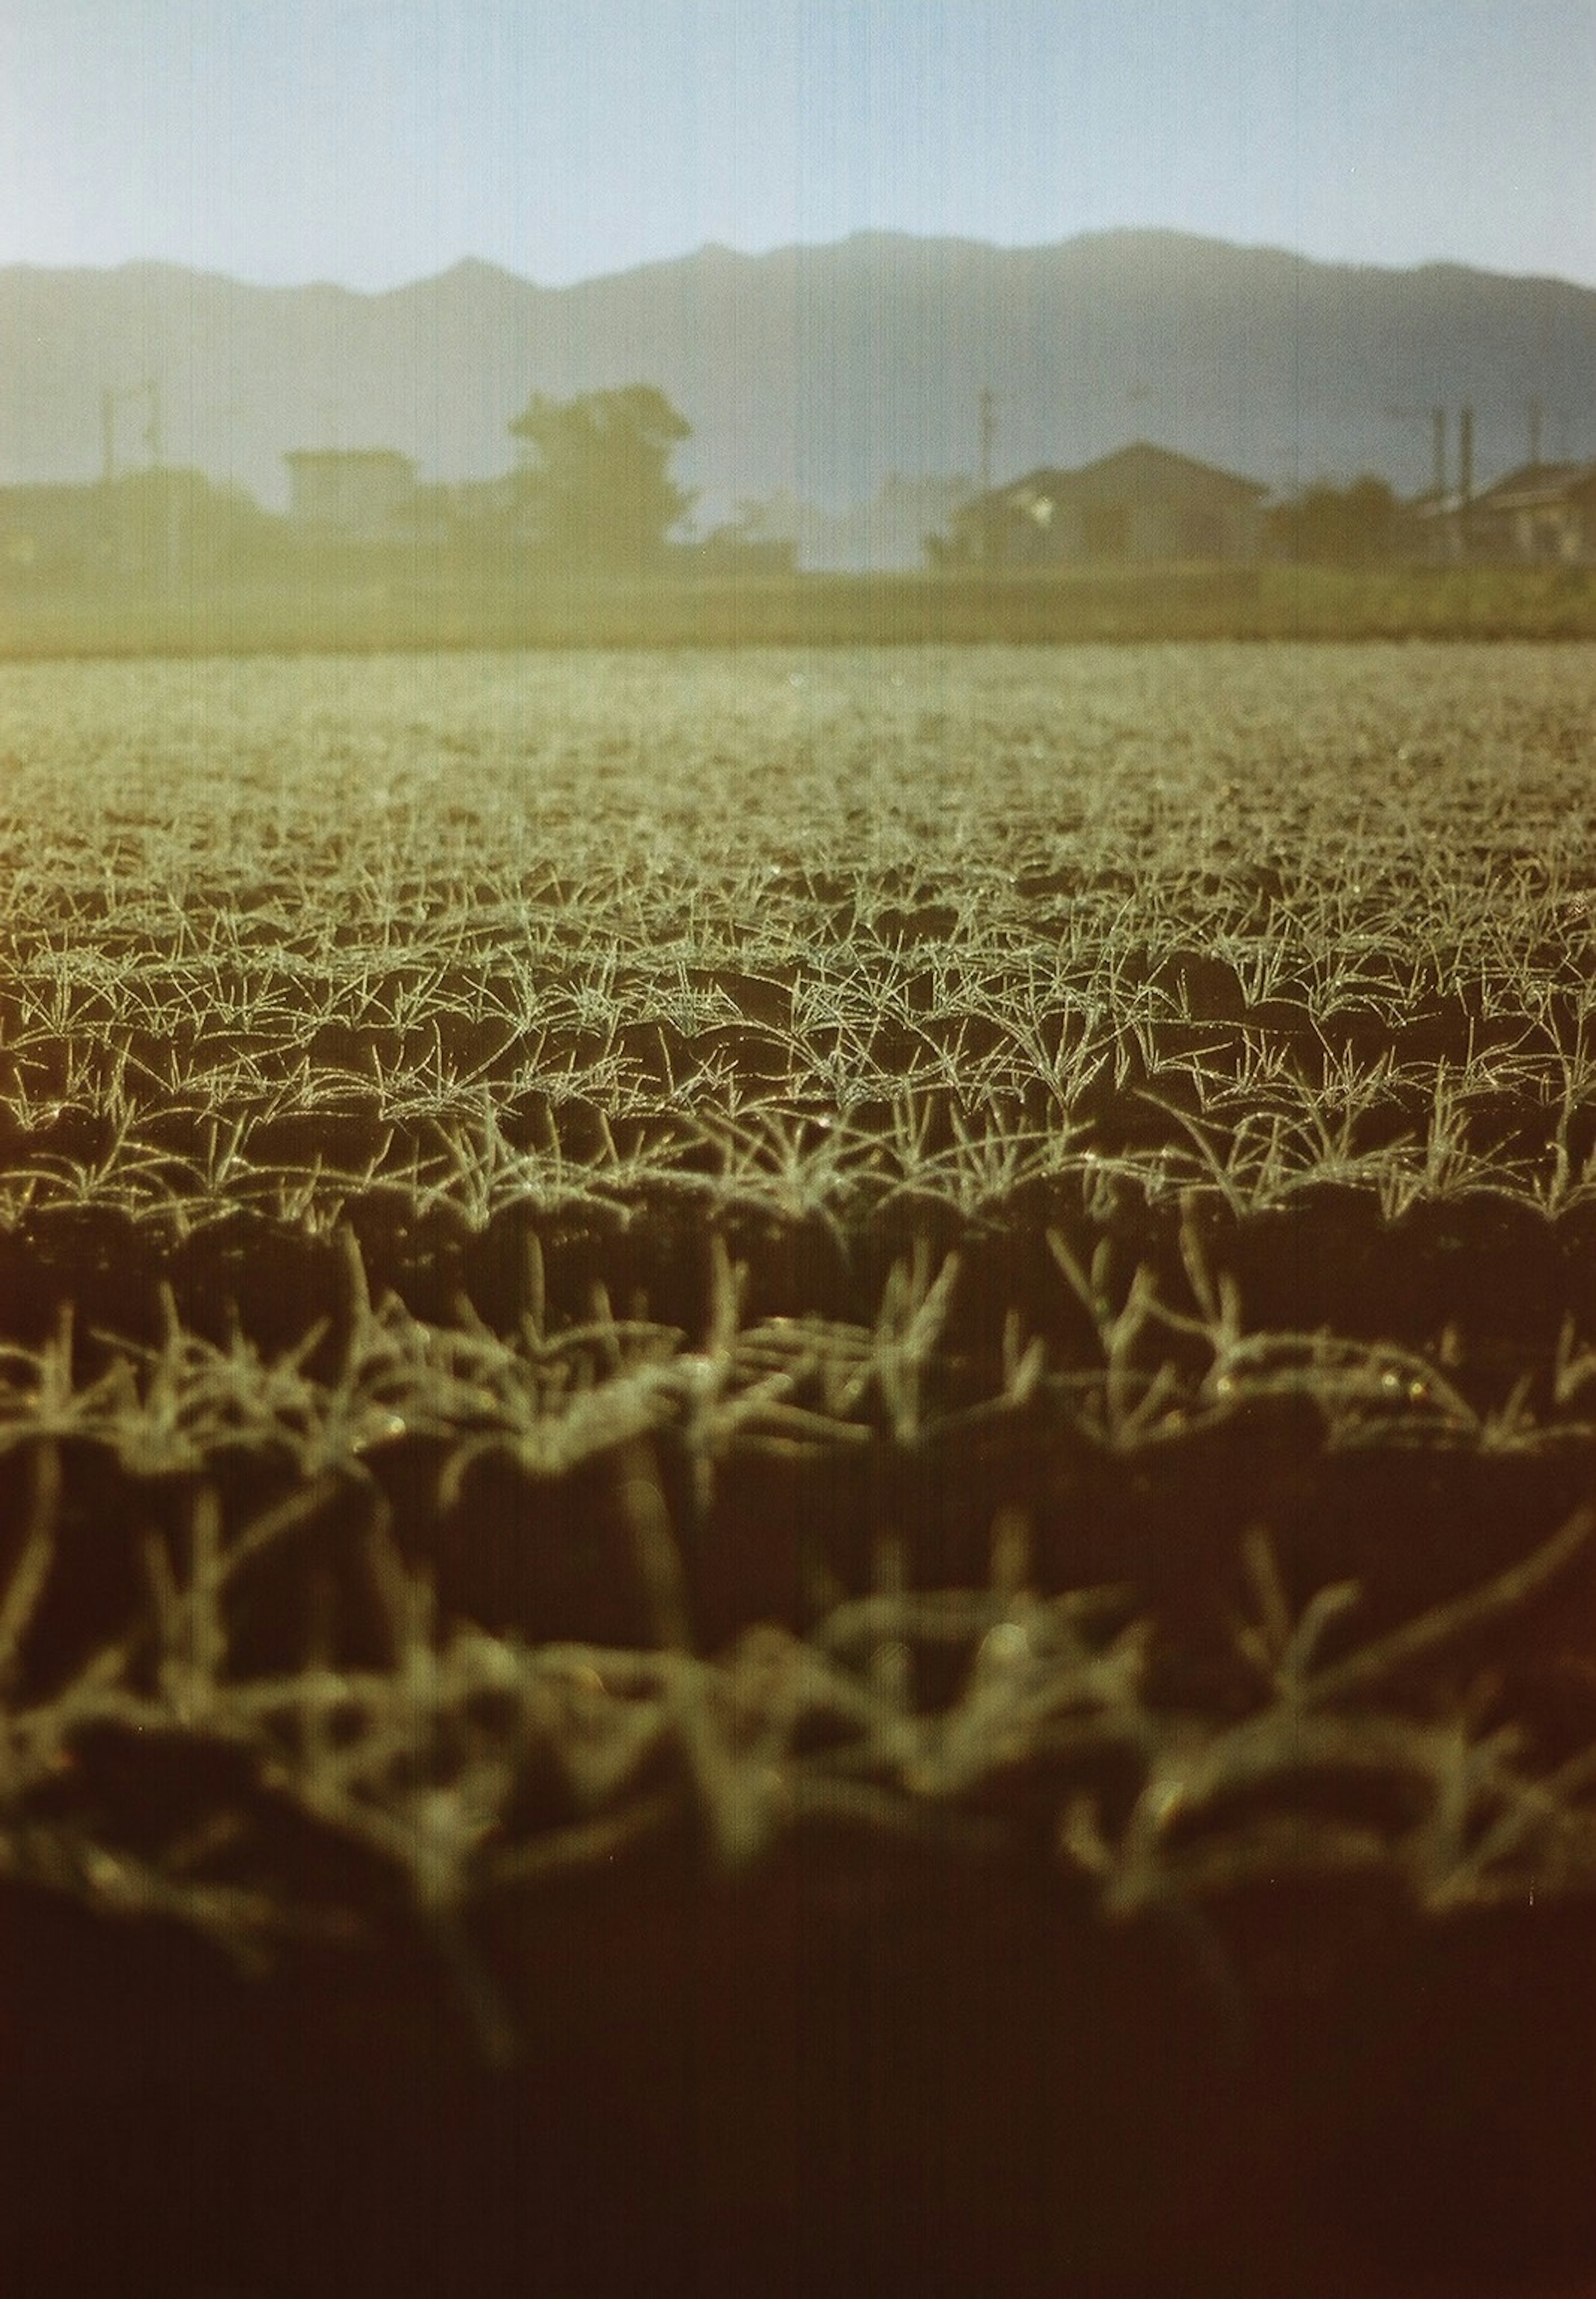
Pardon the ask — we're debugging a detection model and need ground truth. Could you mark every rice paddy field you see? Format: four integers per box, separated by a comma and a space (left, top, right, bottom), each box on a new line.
1, 640, 1594, 2295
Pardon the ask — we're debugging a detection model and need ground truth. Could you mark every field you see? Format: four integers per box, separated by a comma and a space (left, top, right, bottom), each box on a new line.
5, 559, 1596, 659
1, 641, 1594, 2295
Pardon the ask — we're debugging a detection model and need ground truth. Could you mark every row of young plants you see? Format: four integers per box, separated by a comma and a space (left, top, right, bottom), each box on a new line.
2, 647, 1594, 1249
2, 1062, 1594, 1239
5, 1215, 1596, 1487
2, 1220, 1593, 2058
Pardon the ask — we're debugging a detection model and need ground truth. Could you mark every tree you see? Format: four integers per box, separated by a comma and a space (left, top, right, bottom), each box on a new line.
1266, 476, 1397, 565
508, 385, 695, 568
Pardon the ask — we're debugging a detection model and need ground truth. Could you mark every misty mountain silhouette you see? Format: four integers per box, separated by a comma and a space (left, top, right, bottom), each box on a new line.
2, 230, 1591, 550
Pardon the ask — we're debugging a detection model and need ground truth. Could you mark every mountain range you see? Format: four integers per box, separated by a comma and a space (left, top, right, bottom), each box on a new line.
3, 230, 1594, 563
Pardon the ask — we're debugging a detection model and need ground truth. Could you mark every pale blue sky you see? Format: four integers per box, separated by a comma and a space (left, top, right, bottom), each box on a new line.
2, 0, 1594, 289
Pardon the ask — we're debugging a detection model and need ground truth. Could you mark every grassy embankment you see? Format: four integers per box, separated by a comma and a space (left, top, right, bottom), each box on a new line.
4, 559, 1596, 656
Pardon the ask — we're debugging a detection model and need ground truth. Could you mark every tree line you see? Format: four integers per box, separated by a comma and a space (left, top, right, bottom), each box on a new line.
509, 392, 1406, 572
509, 384, 695, 569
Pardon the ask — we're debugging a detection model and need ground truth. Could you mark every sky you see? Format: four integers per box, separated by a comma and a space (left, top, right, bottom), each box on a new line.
2, 0, 1594, 292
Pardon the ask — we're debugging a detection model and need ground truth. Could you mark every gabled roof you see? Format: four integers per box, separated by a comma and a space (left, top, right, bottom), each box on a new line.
967, 440, 1267, 517
1470, 459, 1596, 513
1069, 441, 1270, 501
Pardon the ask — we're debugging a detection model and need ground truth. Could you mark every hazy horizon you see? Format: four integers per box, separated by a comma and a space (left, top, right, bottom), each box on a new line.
3, 2, 1595, 294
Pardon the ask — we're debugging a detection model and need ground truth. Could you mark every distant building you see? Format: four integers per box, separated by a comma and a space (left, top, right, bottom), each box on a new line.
403, 474, 525, 549
1, 469, 277, 583
689, 476, 973, 573
284, 448, 418, 537
0, 482, 105, 576
686, 526, 799, 577
943, 442, 1269, 566
1464, 461, 1596, 562
1398, 461, 1596, 564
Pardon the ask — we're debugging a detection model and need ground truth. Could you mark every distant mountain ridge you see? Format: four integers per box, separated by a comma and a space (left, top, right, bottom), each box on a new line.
3, 230, 1593, 561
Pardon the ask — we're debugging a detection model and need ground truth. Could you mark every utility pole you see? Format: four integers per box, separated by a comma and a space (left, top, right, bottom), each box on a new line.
1527, 397, 1544, 468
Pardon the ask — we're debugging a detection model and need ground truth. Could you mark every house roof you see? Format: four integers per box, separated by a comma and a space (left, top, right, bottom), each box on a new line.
969, 440, 1267, 518
1469, 460, 1596, 513
1067, 441, 1270, 503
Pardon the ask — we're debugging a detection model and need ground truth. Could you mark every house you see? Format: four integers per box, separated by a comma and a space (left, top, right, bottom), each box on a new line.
1463, 461, 1596, 563
284, 448, 418, 537
403, 474, 525, 550
943, 443, 1268, 567
685, 525, 799, 577
1398, 462, 1596, 564
0, 470, 278, 582
0, 482, 106, 577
